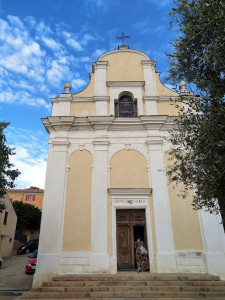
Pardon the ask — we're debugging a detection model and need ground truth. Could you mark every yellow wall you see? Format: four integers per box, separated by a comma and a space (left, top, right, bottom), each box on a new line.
157, 101, 182, 116
106, 53, 144, 82
8, 192, 43, 210
164, 151, 203, 250
70, 102, 95, 117
110, 150, 149, 188
63, 150, 92, 251
156, 74, 178, 97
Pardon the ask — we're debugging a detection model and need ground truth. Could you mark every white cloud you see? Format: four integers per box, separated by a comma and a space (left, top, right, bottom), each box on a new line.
81, 33, 95, 46
6, 127, 49, 189
66, 37, 83, 51
42, 37, 62, 50
10, 145, 47, 189
71, 78, 87, 88
36, 21, 53, 36
47, 60, 67, 86
0, 90, 51, 109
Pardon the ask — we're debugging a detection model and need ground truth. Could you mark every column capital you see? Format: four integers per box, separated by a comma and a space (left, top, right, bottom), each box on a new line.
92, 61, 108, 72
93, 140, 110, 151
146, 138, 163, 150
52, 140, 70, 152
141, 60, 156, 69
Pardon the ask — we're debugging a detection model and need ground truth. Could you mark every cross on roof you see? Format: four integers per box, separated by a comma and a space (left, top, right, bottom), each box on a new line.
116, 32, 130, 46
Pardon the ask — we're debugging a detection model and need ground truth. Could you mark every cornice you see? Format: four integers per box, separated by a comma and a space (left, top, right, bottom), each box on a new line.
72, 97, 93, 102
143, 96, 179, 102
92, 61, 108, 72
93, 96, 110, 102
98, 48, 151, 61
141, 60, 156, 68
42, 116, 175, 134
107, 81, 145, 87
143, 96, 159, 102
108, 188, 152, 196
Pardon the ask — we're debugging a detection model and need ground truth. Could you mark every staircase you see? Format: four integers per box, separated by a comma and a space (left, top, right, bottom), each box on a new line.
22, 273, 225, 299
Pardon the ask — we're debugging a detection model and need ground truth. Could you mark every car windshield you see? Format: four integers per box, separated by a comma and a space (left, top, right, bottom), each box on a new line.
30, 250, 38, 258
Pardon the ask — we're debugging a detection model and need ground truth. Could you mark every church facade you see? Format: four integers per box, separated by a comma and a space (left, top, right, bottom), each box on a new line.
34, 46, 225, 287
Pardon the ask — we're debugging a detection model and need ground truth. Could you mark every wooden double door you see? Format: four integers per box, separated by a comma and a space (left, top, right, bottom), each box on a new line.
116, 209, 147, 270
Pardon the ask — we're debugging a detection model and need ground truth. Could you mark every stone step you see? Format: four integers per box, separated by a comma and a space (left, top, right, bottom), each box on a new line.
22, 274, 225, 299
22, 291, 225, 298
52, 274, 220, 282
35, 285, 225, 293
20, 299, 225, 300
43, 279, 225, 287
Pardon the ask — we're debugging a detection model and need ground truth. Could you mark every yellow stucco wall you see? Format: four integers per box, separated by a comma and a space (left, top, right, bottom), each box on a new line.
70, 102, 95, 117
63, 150, 92, 251
157, 101, 182, 116
8, 192, 43, 210
164, 151, 203, 250
156, 74, 178, 97
106, 53, 144, 82
110, 150, 149, 188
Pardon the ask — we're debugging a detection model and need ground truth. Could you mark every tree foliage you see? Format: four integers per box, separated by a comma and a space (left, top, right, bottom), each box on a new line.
166, 0, 225, 225
0, 122, 20, 211
12, 200, 42, 231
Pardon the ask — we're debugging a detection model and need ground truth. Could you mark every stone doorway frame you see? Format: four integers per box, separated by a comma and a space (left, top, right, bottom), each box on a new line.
108, 188, 153, 273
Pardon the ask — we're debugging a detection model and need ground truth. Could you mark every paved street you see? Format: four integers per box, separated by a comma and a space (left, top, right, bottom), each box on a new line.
0, 254, 33, 300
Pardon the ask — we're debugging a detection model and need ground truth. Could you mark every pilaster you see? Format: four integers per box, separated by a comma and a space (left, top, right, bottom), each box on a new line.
91, 140, 110, 272
93, 96, 110, 116
33, 140, 69, 287
93, 61, 108, 96
147, 138, 176, 272
142, 60, 158, 115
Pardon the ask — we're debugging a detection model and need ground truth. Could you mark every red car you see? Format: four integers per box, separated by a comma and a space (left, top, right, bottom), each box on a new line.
25, 250, 38, 274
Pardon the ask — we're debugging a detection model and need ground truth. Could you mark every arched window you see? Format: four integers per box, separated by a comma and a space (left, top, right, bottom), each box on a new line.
115, 95, 137, 117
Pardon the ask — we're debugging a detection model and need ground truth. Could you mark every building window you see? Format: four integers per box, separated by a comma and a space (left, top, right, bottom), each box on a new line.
3, 211, 8, 225
115, 95, 137, 117
26, 194, 35, 201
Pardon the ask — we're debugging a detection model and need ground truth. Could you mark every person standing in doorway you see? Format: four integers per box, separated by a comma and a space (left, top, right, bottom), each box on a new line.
134, 235, 149, 272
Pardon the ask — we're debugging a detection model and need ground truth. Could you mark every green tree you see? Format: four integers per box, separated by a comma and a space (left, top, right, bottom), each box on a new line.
12, 201, 42, 231
0, 122, 20, 211
166, 0, 225, 225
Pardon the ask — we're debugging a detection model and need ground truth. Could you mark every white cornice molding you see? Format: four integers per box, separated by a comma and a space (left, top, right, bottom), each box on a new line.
141, 60, 156, 68
72, 97, 93, 102
143, 96, 159, 102
93, 96, 110, 102
98, 49, 151, 61
42, 116, 175, 134
108, 188, 152, 196
143, 96, 179, 102
92, 61, 108, 72
158, 96, 179, 101
52, 141, 70, 146
107, 81, 145, 87
69, 95, 180, 104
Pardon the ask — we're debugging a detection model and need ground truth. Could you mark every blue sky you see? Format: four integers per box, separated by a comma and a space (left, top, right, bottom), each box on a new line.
0, 0, 177, 189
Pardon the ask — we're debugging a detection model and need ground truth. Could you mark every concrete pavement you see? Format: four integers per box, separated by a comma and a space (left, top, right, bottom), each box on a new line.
0, 254, 34, 300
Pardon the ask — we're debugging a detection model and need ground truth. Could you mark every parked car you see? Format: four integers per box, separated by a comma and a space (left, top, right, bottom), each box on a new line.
17, 239, 39, 255
25, 250, 38, 274
0, 255, 2, 268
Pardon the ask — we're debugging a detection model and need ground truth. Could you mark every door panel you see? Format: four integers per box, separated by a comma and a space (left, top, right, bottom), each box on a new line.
116, 209, 146, 270
117, 225, 132, 269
